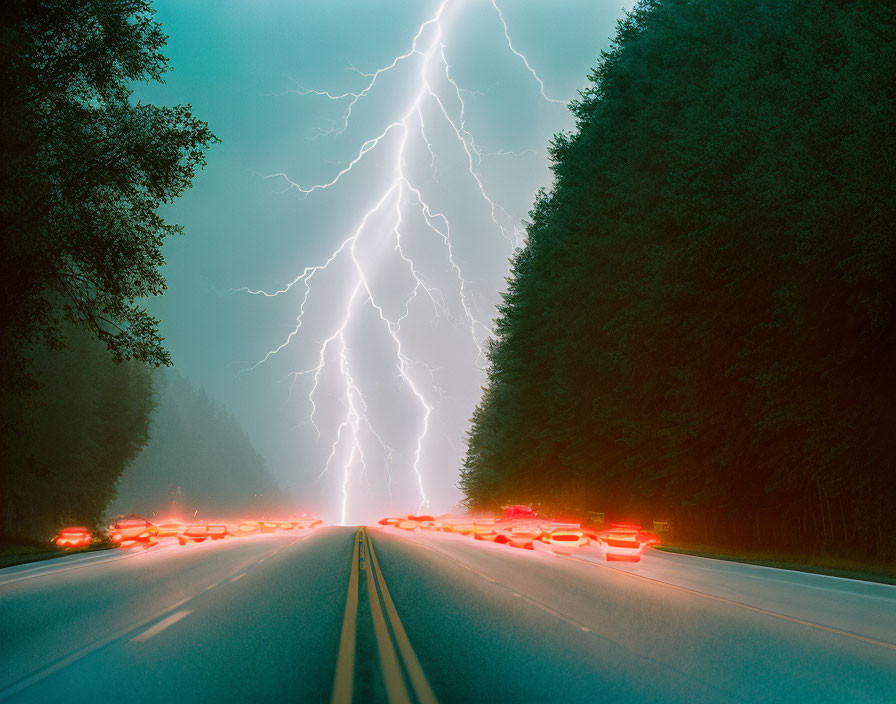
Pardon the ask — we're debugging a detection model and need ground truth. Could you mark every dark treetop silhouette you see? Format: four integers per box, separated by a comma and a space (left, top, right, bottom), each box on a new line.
461, 0, 896, 560
1, 0, 216, 540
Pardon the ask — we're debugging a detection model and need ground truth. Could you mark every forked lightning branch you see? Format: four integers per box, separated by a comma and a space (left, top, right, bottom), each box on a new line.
239, 0, 564, 523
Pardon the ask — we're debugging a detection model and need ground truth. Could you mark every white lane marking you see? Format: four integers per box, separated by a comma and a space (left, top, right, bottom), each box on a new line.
256, 536, 303, 566
204, 583, 218, 591
1, 534, 305, 587
378, 534, 741, 703
725, 572, 895, 601
0, 533, 310, 697
395, 535, 591, 633
565, 555, 896, 651
0, 595, 198, 700
645, 550, 896, 602
400, 539, 498, 583
566, 551, 895, 604
131, 610, 192, 643
651, 548, 896, 592
136, 543, 181, 557
0, 551, 140, 587
1, 550, 116, 576
227, 573, 246, 584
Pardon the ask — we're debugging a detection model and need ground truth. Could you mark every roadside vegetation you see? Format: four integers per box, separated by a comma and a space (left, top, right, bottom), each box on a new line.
110, 369, 287, 520
0, 326, 154, 542
0, 1, 217, 543
0, 540, 114, 570
462, 0, 896, 562
655, 544, 896, 586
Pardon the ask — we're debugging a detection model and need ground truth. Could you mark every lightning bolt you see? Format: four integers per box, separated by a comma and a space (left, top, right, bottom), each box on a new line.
241, 0, 565, 524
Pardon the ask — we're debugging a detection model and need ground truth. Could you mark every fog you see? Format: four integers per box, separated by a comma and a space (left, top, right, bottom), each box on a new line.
142, 0, 627, 523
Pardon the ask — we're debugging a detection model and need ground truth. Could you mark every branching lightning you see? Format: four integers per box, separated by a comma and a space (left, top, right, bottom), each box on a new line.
240, 0, 565, 524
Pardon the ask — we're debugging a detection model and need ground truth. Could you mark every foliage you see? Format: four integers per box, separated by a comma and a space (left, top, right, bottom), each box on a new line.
462, 0, 896, 557
0, 0, 218, 390
0, 0, 218, 542
110, 370, 287, 520
0, 325, 155, 541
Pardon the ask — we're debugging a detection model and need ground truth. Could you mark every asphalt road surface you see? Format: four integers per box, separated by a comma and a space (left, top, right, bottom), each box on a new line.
1, 526, 894, 703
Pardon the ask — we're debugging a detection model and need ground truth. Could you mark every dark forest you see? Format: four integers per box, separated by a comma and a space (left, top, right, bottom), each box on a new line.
461, 0, 895, 559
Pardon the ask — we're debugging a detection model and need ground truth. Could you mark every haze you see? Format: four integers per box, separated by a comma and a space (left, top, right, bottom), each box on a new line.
141, 0, 627, 523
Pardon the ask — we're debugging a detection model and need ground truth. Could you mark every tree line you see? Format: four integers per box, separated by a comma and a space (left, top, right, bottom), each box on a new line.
0, 325, 155, 540
110, 370, 288, 520
461, 0, 896, 558
1, 0, 218, 542
0, 331, 285, 542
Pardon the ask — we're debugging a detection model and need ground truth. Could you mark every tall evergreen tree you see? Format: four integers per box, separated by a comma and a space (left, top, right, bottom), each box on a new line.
462, 0, 896, 558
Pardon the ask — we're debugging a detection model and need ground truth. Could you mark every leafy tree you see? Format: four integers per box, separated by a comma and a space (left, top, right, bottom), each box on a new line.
0, 0, 218, 390
0, 325, 155, 540
0, 0, 216, 542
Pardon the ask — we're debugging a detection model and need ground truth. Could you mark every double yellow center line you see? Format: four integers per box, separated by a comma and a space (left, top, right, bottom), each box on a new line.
331, 527, 438, 704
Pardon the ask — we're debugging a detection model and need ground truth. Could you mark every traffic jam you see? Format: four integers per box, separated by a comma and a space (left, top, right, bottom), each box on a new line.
52, 514, 324, 550
51, 506, 660, 562
376, 505, 661, 561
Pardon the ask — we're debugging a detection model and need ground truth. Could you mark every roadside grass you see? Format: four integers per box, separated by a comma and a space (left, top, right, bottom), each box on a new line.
655, 543, 896, 585
0, 542, 114, 570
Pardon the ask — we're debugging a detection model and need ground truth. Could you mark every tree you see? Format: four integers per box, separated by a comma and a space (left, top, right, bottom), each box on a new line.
0, 0, 218, 391
463, 0, 896, 559
0, 0, 217, 542
0, 324, 155, 540
110, 370, 287, 520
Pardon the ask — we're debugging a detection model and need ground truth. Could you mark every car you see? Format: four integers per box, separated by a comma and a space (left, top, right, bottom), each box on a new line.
259, 520, 279, 533
397, 517, 421, 531
110, 515, 159, 548
596, 525, 644, 561
155, 521, 186, 538
435, 515, 463, 532
472, 518, 499, 541
178, 524, 213, 544
507, 523, 543, 550
235, 521, 260, 537
410, 514, 437, 530
54, 526, 93, 549
291, 517, 323, 529
377, 517, 403, 527
207, 524, 229, 540
541, 523, 588, 554
392, 514, 429, 530
502, 504, 536, 519
489, 521, 516, 545
637, 530, 661, 546
452, 519, 477, 536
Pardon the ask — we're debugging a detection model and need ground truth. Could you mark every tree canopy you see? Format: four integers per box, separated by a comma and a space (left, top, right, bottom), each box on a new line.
0, 0, 217, 389
461, 0, 896, 558
0, 0, 217, 542
0, 325, 155, 540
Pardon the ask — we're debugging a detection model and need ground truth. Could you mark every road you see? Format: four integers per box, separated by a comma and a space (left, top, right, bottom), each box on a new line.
1, 526, 894, 703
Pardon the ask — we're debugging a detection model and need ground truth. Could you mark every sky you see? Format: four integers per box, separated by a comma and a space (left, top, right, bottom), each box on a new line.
141, 0, 628, 524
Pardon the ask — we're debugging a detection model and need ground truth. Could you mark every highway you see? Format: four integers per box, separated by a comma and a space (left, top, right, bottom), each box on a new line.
1, 526, 894, 703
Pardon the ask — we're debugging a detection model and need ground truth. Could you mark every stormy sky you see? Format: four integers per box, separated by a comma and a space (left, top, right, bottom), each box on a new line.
141, 0, 628, 524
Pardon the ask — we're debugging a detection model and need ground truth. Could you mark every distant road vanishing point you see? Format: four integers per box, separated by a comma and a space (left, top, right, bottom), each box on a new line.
2, 527, 894, 703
